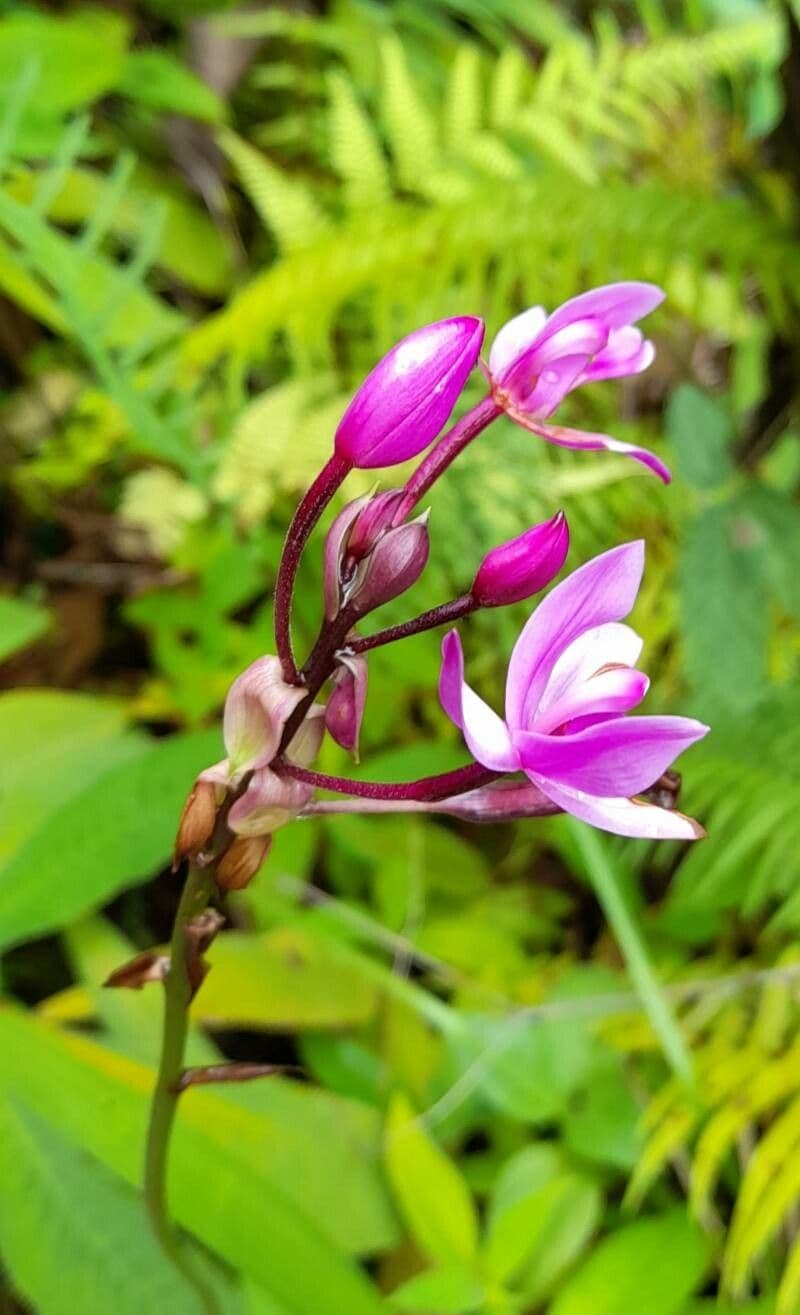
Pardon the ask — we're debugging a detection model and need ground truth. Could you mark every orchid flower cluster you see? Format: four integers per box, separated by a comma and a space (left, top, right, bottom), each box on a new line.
176, 282, 708, 893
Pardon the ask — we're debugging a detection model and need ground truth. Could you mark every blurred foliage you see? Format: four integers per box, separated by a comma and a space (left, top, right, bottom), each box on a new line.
0, 0, 799, 1313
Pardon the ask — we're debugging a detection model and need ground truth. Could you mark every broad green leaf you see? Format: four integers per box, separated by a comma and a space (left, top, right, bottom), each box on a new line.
0, 726, 220, 949
680, 498, 771, 715
117, 50, 225, 122
0, 1008, 392, 1313
666, 386, 734, 490
484, 1174, 601, 1300
0, 594, 49, 661
0, 10, 128, 116
385, 1092, 479, 1267
0, 1097, 222, 1315
563, 1054, 642, 1170
0, 690, 142, 867
451, 1011, 591, 1124
197, 927, 380, 1029
390, 1266, 484, 1314
549, 1210, 710, 1315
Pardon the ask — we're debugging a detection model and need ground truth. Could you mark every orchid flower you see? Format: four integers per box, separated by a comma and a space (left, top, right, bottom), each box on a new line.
488, 283, 670, 482
439, 541, 708, 839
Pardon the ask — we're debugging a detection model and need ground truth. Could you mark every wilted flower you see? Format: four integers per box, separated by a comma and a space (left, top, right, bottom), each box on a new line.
218, 656, 307, 781
440, 541, 708, 838
334, 317, 484, 469
488, 283, 670, 482
325, 655, 368, 759
472, 511, 569, 608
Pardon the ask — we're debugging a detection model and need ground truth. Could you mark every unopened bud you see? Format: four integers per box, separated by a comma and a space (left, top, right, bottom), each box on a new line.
345, 490, 405, 560
471, 511, 569, 608
334, 317, 484, 469
323, 490, 406, 620
325, 656, 368, 759
173, 779, 218, 868
216, 834, 272, 891
350, 512, 430, 616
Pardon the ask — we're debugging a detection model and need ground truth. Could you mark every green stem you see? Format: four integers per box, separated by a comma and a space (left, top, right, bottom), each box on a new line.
567, 818, 694, 1085
144, 862, 219, 1314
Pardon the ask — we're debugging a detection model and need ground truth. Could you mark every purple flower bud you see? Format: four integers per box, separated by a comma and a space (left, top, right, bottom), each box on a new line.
323, 496, 370, 621
351, 512, 430, 615
334, 318, 485, 469
325, 655, 368, 760
345, 489, 405, 560
472, 511, 569, 608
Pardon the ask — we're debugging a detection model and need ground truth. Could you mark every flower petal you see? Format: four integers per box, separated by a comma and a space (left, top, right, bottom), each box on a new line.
538, 622, 644, 719
577, 327, 655, 384
529, 774, 705, 840
489, 306, 547, 381
439, 631, 518, 771
502, 322, 608, 409
541, 282, 665, 337
223, 656, 306, 775
514, 715, 709, 797
526, 419, 671, 483
505, 542, 645, 729
534, 667, 650, 735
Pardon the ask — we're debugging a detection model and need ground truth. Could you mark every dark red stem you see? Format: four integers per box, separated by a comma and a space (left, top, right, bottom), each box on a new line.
276, 759, 500, 802
395, 395, 501, 519
273, 452, 351, 682
349, 595, 476, 655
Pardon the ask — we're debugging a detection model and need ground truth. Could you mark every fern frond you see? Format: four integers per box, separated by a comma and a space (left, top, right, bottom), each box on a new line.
328, 72, 391, 211
218, 128, 330, 252
380, 36, 440, 195
181, 173, 799, 375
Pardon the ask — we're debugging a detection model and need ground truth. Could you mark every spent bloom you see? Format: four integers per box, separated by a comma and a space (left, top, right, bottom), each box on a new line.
440, 542, 708, 838
488, 283, 670, 482
335, 317, 484, 469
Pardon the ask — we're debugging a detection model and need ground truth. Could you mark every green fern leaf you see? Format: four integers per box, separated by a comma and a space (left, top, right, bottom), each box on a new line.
380, 36, 440, 195
218, 128, 329, 252
328, 72, 391, 211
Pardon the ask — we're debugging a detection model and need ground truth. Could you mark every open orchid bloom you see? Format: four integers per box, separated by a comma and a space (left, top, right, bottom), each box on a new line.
488, 283, 670, 482
439, 542, 708, 838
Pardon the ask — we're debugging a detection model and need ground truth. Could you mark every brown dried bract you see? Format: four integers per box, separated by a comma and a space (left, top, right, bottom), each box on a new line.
104, 950, 170, 990
173, 779, 218, 870
215, 834, 272, 891
175, 1062, 297, 1092
184, 907, 225, 995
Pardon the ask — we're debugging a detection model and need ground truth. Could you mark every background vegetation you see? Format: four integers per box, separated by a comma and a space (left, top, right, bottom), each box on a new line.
1, 0, 799, 1311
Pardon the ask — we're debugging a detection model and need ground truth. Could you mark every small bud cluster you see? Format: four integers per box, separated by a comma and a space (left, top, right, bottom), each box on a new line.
175, 283, 706, 890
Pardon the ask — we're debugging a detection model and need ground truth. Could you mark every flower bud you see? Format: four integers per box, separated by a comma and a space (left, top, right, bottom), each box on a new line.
471, 511, 569, 608
223, 656, 306, 780
216, 835, 272, 892
334, 317, 484, 469
345, 490, 405, 561
323, 491, 404, 620
350, 512, 430, 616
227, 767, 314, 837
325, 656, 368, 760
173, 779, 218, 868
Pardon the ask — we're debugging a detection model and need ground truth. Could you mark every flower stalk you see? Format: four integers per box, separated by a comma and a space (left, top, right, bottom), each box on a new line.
143, 861, 220, 1315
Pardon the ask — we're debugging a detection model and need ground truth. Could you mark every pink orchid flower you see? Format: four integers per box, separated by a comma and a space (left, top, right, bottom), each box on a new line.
488, 283, 670, 482
439, 541, 708, 839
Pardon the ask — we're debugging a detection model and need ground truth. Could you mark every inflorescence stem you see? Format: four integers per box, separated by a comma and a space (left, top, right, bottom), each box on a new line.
273, 452, 351, 682
277, 759, 499, 802
349, 595, 475, 655
395, 394, 501, 519
144, 862, 219, 1315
